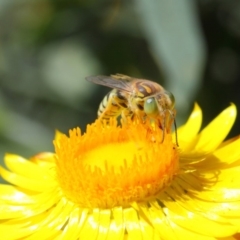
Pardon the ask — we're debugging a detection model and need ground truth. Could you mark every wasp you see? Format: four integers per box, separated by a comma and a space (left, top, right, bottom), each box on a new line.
86, 74, 178, 145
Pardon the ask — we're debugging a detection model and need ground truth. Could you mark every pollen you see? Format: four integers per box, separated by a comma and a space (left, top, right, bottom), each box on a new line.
54, 119, 179, 209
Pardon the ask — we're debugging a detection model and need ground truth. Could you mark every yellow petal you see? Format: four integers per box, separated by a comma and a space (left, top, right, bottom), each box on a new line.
64, 209, 112, 240
123, 207, 143, 239
213, 137, 240, 164
0, 184, 36, 204
133, 204, 154, 239
193, 199, 240, 218
199, 166, 240, 189
0, 204, 34, 219
24, 199, 74, 240
54, 130, 65, 145
106, 207, 125, 240
177, 103, 202, 144
30, 152, 55, 167
0, 190, 60, 219
149, 200, 214, 239
193, 104, 237, 153
164, 200, 237, 237
24, 228, 60, 240
175, 172, 240, 202
164, 189, 234, 224
148, 201, 178, 240
60, 208, 89, 240
78, 208, 100, 239
168, 221, 215, 240
59, 207, 82, 240
0, 213, 51, 239
4, 154, 52, 181
97, 209, 112, 240
0, 185, 61, 210
195, 188, 240, 202
0, 225, 33, 240
138, 217, 154, 240
0, 166, 56, 191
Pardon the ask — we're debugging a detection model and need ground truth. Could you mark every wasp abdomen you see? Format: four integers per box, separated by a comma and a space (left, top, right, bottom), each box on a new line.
98, 89, 129, 120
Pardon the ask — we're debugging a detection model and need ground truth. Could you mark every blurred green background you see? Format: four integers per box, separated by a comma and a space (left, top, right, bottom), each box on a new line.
0, 0, 240, 164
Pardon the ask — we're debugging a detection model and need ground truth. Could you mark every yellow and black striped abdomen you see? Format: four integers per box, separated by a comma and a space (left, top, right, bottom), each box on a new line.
98, 89, 130, 121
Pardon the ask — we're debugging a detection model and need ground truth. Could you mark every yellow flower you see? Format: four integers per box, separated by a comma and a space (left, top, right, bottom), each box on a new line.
1, 103, 240, 240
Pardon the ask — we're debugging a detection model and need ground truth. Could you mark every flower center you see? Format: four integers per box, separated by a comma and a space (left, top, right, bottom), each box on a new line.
54, 120, 179, 209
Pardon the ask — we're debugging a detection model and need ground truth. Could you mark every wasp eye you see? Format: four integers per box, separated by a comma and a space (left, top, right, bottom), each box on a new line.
144, 97, 158, 115
164, 91, 175, 108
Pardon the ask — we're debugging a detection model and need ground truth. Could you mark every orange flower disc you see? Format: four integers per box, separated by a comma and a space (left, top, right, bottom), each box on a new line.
54, 119, 179, 209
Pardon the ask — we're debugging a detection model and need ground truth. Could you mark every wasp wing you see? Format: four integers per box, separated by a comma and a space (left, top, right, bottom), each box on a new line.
86, 75, 134, 92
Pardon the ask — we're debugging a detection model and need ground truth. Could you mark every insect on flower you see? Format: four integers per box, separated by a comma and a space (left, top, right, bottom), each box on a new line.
86, 74, 178, 145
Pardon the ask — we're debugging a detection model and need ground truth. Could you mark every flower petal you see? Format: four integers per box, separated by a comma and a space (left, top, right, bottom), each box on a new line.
123, 207, 143, 239
168, 221, 215, 240
0, 189, 60, 219
0, 204, 34, 219
149, 200, 214, 240
164, 186, 240, 226
177, 103, 202, 144
22, 199, 74, 240
4, 154, 52, 181
198, 165, 240, 189
139, 202, 215, 240
0, 224, 33, 240
0, 166, 56, 191
97, 209, 112, 240
107, 207, 125, 240
213, 137, 240, 164
78, 208, 100, 239
195, 188, 240, 202
30, 152, 55, 167
133, 204, 154, 239
193, 199, 240, 218
193, 104, 237, 153
148, 201, 179, 240
163, 200, 237, 238
138, 218, 154, 240
55, 130, 65, 142
59, 207, 83, 240
0, 184, 36, 204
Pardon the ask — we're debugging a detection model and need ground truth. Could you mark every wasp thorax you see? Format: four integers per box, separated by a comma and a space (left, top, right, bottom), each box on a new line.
144, 97, 158, 116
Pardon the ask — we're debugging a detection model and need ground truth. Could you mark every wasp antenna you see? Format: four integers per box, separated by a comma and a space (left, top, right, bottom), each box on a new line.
173, 118, 179, 147
161, 127, 165, 144
166, 109, 179, 147
161, 115, 166, 144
